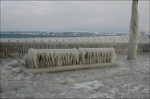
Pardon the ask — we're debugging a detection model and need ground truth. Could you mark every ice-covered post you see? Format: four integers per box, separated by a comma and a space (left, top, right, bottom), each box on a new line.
127, 0, 139, 61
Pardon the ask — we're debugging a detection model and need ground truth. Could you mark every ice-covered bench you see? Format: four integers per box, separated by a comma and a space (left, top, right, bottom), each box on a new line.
24, 48, 118, 73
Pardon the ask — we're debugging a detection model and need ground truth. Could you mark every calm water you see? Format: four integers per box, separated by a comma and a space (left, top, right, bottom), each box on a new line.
1, 34, 81, 38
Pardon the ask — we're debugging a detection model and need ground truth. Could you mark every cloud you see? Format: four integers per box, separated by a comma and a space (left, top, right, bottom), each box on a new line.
1, 1, 149, 33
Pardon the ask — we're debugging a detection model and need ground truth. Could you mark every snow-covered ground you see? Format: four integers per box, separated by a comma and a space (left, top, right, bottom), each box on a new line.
0, 53, 149, 98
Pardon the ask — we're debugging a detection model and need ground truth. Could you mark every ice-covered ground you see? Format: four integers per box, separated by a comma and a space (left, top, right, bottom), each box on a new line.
0, 53, 149, 98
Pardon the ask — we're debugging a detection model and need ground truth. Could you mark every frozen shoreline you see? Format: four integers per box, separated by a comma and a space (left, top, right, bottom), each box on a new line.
0, 53, 149, 98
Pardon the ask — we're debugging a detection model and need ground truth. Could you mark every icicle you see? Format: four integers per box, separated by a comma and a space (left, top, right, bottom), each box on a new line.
27, 48, 38, 68
43, 51, 49, 67
48, 52, 53, 67
78, 47, 86, 64
103, 50, 105, 62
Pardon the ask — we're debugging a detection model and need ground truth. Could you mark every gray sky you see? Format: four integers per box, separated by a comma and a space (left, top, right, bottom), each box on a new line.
1, 1, 149, 34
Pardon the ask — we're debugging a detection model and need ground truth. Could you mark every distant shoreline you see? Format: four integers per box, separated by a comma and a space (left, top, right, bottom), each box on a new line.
0, 32, 127, 38
0, 34, 82, 38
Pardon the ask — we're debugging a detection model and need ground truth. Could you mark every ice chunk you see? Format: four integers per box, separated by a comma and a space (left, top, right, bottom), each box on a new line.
13, 74, 22, 80
12, 67, 21, 73
34, 92, 45, 98
72, 80, 104, 91
65, 78, 76, 84
8, 60, 18, 67
33, 81, 37, 87
3, 65, 13, 70
1, 69, 12, 76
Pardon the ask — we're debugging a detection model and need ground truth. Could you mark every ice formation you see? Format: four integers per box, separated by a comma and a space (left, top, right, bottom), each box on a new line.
127, 0, 139, 60
24, 48, 79, 69
78, 47, 116, 64
24, 48, 116, 69
0, 32, 149, 58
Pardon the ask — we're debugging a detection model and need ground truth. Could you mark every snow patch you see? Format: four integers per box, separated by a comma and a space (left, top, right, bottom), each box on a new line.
32, 81, 37, 87
129, 85, 143, 93
12, 67, 21, 73
13, 75, 22, 80
8, 60, 18, 67
65, 78, 76, 84
89, 93, 114, 98
72, 80, 104, 90
60, 92, 69, 96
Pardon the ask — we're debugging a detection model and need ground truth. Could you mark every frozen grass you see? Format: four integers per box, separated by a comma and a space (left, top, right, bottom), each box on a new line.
0, 53, 149, 98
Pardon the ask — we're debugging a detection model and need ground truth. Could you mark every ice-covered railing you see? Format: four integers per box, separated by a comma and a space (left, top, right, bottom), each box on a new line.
24, 48, 119, 73
1, 42, 149, 58
0, 33, 149, 58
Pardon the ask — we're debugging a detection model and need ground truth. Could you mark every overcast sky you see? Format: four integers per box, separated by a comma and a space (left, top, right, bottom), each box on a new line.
1, 1, 149, 34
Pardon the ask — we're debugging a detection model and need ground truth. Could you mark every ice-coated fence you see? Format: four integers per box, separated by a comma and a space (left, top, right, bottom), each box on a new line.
0, 33, 149, 58
0, 42, 149, 58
